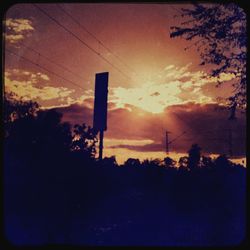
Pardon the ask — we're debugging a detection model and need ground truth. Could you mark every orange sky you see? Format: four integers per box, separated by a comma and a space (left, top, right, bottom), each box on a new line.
4, 3, 246, 163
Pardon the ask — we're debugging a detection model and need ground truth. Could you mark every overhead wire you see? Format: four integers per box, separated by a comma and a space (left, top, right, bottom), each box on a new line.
6, 49, 85, 91
33, 4, 132, 81
56, 4, 136, 75
169, 131, 187, 144
167, 111, 195, 144
18, 42, 89, 82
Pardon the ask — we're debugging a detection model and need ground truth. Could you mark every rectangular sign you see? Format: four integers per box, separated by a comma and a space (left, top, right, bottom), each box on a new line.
93, 72, 109, 131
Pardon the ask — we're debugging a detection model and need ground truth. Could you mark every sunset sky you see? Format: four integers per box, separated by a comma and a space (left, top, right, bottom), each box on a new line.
4, 3, 246, 164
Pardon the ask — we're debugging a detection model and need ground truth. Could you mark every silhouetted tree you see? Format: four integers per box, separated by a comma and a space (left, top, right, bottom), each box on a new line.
4, 94, 98, 167
201, 155, 214, 169
163, 157, 177, 168
101, 156, 118, 167
188, 144, 201, 170
178, 156, 189, 169
150, 158, 162, 167
124, 158, 141, 168
71, 123, 97, 159
141, 159, 162, 168
141, 159, 150, 167
4, 92, 39, 138
5, 108, 72, 162
170, 3, 246, 113
36, 109, 72, 155
214, 154, 232, 169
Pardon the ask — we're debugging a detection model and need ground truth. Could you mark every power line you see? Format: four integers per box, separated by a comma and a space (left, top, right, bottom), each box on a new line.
33, 4, 132, 81
165, 130, 170, 154
171, 110, 239, 157
169, 131, 187, 144
19, 42, 89, 82
167, 111, 195, 144
170, 6, 183, 15
172, 111, 194, 132
6, 49, 84, 91
57, 4, 136, 74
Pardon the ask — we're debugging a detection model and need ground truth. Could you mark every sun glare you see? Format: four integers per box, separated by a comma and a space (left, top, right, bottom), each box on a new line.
111, 81, 183, 113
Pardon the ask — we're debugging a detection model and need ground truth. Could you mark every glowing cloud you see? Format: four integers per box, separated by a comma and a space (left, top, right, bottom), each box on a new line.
6, 18, 34, 33
108, 63, 237, 114
5, 18, 34, 44
4, 63, 237, 113
4, 69, 74, 102
110, 81, 182, 113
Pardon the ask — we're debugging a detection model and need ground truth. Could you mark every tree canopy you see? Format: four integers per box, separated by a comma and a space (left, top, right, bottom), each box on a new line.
4, 94, 97, 162
170, 3, 246, 114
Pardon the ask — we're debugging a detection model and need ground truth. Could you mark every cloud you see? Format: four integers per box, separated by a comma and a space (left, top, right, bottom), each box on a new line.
109, 82, 183, 113
164, 65, 175, 71
208, 72, 236, 83
159, 63, 236, 85
150, 92, 160, 96
55, 101, 246, 157
4, 68, 98, 110
163, 63, 193, 80
5, 65, 243, 158
4, 63, 236, 115
6, 18, 34, 33
106, 63, 237, 114
37, 73, 50, 81
4, 69, 74, 102
54, 103, 93, 126
105, 138, 154, 147
5, 69, 50, 82
5, 18, 34, 44
109, 142, 163, 152
5, 34, 24, 44
80, 97, 94, 109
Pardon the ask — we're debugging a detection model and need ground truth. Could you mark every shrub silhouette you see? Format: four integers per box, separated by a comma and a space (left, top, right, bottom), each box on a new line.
188, 144, 201, 170
178, 156, 189, 169
214, 154, 232, 169
71, 123, 98, 159
201, 155, 214, 169
4, 92, 39, 124
124, 158, 141, 168
101, 155, 118, 167
164, 156, 177, 168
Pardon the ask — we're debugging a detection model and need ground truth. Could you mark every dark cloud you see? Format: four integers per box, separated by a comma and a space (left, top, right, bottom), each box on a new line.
200, 81, 234, 101
54, 103, 93, 127
164, 103, 246, 156
150, 92, 160, 96
82, 98, 94, 109
54, 102, 246, 157
108, 102, 118, 110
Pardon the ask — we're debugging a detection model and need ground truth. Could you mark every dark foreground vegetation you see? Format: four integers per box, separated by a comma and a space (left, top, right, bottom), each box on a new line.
4, 93, 246, 246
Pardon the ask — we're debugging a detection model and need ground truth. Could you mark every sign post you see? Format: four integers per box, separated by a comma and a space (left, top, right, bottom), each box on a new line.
93, 72, 109, 160
99, 130, 104, 160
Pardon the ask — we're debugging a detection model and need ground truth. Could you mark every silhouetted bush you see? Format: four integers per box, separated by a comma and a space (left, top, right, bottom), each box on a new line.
124, 158, 141, 168
4, 96, 246, 246
188, 144, 201, 170
163, 156, 177, 169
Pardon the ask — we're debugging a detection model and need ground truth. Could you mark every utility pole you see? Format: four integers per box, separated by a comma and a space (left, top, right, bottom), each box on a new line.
228, 126, 233, 157
227, 107, 236, 157
228, 118, 237, 157
99, 130, 104, 160
166, 130, 171, 155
